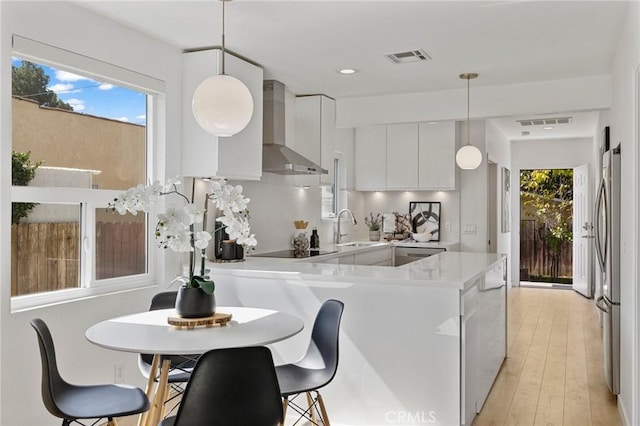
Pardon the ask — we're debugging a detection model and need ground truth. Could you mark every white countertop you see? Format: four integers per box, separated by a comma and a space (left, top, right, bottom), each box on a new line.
209, 246, 504, 290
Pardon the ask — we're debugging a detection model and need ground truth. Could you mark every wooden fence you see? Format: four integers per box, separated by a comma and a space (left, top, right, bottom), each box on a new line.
11, 222, 145, 296
520, 219, 572, 280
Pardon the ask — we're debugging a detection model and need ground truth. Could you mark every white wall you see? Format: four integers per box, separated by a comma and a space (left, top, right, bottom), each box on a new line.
336, 75, 611, 128
358, 190, 460, 242
609, 1, 640, 423
486, 121, 512, 286
459, 121, 488, 252
0, 2, 182, 424
230, 174, 335, 253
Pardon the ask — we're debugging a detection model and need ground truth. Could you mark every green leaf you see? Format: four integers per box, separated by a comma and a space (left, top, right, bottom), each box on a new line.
191, 275, 215, 295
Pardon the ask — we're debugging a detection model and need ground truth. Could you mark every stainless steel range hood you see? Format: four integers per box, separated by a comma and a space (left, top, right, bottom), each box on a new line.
262, 80, 328, 175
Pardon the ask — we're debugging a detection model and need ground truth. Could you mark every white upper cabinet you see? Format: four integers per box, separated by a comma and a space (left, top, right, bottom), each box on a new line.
182, 49, 263, 180
386, 123, 418, 190
418, 122, 456, 190
295, 95, 336, 186
355, 125, 386, 190
355, 121, 456, 191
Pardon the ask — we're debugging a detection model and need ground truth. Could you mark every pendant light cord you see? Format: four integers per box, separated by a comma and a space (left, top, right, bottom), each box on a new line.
221, 0, 226, 75
466, 76, 470, 147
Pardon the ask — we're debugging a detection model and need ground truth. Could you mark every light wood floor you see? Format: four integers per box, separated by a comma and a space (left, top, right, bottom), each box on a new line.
114, 287, 621, 426
474, 287, 621, 426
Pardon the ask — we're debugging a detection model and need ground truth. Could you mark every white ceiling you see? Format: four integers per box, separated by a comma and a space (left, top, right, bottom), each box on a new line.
74, 0, 630, 140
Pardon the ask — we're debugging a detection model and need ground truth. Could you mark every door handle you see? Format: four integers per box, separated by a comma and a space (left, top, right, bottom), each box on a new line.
595, 296, 609, 313
594, 179, 607, 270
581, 235, 595, 239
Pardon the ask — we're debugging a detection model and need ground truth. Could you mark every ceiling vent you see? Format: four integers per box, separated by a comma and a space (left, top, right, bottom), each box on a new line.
517, 116, 572, 126
386, 49, 432, 64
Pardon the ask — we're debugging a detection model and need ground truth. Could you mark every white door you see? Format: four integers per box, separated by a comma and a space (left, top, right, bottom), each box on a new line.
487, 162, 498, 253
573, 164, 593, 297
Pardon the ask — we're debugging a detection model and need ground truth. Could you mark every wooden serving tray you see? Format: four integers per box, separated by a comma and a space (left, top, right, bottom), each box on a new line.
167, 312, 232, 330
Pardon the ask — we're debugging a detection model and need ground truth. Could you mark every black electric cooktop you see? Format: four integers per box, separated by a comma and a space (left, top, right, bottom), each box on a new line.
252, 249, 337, 259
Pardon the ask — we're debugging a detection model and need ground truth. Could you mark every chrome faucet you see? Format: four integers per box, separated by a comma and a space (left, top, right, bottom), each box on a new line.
336, 208, 357, 244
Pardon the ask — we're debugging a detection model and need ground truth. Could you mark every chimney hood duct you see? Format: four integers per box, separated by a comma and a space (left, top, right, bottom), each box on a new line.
262, 80, 328, 175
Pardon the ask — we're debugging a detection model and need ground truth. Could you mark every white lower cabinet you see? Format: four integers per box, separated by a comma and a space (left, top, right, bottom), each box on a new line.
213, 252, 506, 425
462, 259, 506, 425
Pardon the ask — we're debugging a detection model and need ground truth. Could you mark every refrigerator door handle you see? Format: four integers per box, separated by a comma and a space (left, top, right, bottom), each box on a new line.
596, 296, 610, 313
594, 178, 607, 270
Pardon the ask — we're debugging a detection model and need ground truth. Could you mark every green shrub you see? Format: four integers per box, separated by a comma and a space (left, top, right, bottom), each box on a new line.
12, 151, 42, 224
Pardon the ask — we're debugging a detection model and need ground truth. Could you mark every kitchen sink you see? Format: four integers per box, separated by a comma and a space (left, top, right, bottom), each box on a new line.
337, 241, 386, 247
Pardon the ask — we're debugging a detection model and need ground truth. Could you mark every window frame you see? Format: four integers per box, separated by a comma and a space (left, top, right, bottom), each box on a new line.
10, 36, 165, 311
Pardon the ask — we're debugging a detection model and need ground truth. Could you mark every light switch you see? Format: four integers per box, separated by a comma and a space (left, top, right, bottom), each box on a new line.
462, 224, 477, 234
445, 222, 451, 232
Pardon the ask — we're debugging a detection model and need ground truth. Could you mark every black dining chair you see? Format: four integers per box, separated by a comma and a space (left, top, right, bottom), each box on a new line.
30, 318, 149, 426
276, 299, 344, 426
138, 291, 199, 416
159, 346, 283, 426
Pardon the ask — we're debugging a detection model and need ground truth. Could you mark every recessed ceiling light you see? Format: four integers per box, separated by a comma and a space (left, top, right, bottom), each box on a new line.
543, 126, 554, 130
428, 121, 438, 125
339, 69, 356, 75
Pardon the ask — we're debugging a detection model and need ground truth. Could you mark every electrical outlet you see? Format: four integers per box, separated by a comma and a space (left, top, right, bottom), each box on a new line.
114, 363, 125, 383
445, 222, 451, 232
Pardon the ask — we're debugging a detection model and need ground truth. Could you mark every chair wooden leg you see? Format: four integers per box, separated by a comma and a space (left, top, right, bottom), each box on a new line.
107, 418, 119, 426
306, 392, 318, 425
282, 397, 289, 424
316, 391, 330, 426
138, 354, 160, 426
160, 378, 171, 419
148, 359, 171, 426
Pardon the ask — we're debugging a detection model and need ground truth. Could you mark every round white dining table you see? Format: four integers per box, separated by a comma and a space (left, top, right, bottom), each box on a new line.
86, 306, 304, 426
86, 306, 304, 354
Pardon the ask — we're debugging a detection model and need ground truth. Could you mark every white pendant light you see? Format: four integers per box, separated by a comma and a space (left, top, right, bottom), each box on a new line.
456, 72, 482, 170
192, 0, 253, 137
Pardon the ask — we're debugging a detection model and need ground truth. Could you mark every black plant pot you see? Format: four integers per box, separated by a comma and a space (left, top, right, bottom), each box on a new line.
175, 286, 216, 318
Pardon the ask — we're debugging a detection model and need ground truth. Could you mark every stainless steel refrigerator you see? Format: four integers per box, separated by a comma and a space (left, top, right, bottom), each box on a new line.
594, 143, 621, 395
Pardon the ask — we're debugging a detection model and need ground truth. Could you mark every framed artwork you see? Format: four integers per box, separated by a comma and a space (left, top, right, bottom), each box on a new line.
409, 202, 441, 241
502, 167, 511, 233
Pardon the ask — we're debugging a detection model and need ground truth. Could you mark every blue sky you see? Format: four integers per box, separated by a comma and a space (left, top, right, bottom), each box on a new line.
12, 57, 146, 126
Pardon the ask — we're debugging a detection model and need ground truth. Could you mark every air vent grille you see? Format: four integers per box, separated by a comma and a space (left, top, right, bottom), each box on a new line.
517, 117, 572, 126
386, 49, 432, 64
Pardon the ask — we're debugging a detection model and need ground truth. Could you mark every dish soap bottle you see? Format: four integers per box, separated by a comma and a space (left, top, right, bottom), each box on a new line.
310, 227, 320, 249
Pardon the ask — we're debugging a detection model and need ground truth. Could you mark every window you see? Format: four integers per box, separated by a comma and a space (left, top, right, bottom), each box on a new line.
10, 36, 164, 309
321, 154, 343, 219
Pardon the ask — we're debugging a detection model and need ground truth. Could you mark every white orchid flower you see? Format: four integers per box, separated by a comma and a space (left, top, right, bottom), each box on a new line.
111, 176, 256, 279
194, 231, 212, 249
163, 175, 182, 192
184, 203, 204, 224
167, 230, 193, 252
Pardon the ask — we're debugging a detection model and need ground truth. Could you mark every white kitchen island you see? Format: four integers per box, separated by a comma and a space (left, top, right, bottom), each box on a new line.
209, 249, 506, 426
